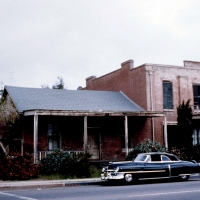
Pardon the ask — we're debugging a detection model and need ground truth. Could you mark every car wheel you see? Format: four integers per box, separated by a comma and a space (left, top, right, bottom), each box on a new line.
124, 174, 133, 183
179, 175, 190, 181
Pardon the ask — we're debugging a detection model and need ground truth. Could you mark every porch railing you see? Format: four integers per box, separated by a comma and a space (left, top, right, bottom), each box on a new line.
37, 150, 84, 161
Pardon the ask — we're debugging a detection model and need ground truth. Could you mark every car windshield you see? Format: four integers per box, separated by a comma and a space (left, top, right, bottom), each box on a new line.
134, 154, 148, 162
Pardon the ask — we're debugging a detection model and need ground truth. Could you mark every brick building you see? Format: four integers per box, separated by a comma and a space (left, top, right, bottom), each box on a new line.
85, 60, 200, 148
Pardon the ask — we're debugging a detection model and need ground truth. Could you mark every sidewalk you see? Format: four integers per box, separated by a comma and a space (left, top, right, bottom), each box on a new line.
0, 178, 104, 190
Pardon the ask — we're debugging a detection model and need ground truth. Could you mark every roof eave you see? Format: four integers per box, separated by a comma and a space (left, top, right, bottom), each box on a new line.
23, 109, 165, 117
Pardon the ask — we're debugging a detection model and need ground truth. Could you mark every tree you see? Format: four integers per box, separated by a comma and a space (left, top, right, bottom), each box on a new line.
52, 76, 65, 89
0, 81, 3, 99
177, 99, 193, 147
41, 84, 50, 89
0, 90, 3, 99
0, 96, 21, 155
77, 86, 83, 90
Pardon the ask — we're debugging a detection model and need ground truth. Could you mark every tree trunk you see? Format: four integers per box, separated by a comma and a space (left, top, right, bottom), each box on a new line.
0, 141, 7, 155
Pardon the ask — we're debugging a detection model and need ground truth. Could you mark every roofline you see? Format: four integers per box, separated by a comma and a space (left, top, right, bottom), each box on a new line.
120, 91, 145, 111
3, 86, 20, 113
24, 110, 165, 117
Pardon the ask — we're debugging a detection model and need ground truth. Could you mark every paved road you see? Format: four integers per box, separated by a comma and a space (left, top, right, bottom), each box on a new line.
0, 176, 200, 200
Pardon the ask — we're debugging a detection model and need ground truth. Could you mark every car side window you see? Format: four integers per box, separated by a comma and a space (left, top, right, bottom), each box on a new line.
161, 155, 171, 162
168, 155, 179, 161
151, 155, 161, 162
134, 155, 148, 162
146, 155, 151, 162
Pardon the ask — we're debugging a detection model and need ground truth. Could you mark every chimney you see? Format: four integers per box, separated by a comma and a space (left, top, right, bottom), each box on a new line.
183, 60, 200, 68
121, 59, 134, 70
86, 76, 97, 87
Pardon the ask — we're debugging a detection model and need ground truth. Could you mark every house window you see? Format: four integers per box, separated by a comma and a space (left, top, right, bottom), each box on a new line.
192, 129, 200, 145
163, 81, 173, 109
193, 85, 200, 109
48, 124, 60, 151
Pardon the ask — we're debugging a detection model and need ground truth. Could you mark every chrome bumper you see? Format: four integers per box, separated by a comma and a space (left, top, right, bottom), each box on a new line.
101, 172, 124, 180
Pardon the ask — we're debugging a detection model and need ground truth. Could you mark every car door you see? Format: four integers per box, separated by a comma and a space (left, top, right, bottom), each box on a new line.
169, 161, 189, 177
141, 155, 168, 179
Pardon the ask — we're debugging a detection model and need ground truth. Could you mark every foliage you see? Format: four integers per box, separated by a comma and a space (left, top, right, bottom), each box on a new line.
41, 150, 93, 178
77, 86, 83, 90
0, 96, 22, 155
177, 99, 193, 147
0, 90, 3, 99
41, 84, 50, 89
41, 149, 71, 174
52, 76, 65, 89
89, 166, 102, 178
37, 165, 101, 180
0, 154, 41, 180
37, 173, 70, 180
0, 96, 19, 126
126, 139, 166, 160
168, 145, 200, 162
69, 153, 92, 178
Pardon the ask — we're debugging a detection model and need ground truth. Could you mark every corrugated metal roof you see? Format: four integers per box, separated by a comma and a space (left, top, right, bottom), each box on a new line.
5, 85, 144, 113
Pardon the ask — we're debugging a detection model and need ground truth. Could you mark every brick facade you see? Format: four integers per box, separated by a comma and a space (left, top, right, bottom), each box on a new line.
85, 59, 200, 148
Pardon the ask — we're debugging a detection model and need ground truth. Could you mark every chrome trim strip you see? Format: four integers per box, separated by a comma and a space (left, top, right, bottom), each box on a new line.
139, 176, 170, 180
116, 170, 166, 173
168, 164, 171, 177
179, 174, 191, 176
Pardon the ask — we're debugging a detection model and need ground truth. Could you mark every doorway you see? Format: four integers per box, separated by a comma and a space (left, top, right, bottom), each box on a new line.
87, 128, 101, 159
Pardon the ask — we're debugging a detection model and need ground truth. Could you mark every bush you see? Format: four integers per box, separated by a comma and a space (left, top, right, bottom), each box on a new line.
126, 139, 166, 160
69, 153, 91, 178
41, 149, 71, 174
0, 154, 41, 180
41, 150, 93, 178
168, 145, 200, 162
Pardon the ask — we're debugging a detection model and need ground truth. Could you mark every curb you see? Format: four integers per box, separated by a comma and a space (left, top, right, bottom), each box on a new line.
0, 183, 64, 191
0, 180, 105, 191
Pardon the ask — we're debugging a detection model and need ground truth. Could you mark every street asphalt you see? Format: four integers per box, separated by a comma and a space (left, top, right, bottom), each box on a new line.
1, 175, 199, 191
0, 178, 104, 190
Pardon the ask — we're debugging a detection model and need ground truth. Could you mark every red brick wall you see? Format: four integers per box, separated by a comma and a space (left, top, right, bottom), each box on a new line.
85, 60, 200, 147
86, 60, 148, 110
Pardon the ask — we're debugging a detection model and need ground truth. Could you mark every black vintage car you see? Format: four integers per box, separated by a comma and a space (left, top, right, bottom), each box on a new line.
101, 152, 200, 183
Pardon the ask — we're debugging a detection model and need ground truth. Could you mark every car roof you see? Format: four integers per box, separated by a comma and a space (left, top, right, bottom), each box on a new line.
138, 152, 176, 157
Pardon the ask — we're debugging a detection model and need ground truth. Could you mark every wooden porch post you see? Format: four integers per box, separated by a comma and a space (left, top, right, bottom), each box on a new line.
125, 116, 128, 157
164, 116, 168, 149
84, 116, 88, 154
34, 113, 38, 164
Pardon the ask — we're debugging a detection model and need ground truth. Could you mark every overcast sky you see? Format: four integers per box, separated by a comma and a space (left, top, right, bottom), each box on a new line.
1, 0, 200, 90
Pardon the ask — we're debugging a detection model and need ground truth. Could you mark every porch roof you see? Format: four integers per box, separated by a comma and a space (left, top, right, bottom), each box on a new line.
5, 86, 165, 117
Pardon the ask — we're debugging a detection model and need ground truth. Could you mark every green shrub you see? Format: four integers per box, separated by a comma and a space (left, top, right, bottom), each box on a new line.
40, 150, 99, 178
89, 166, 102, 178
41, 149, 71, 174
0, 154, 41, 180
69, 153, 91, 178
168, 145, 200, 162
126, 139, 166, 160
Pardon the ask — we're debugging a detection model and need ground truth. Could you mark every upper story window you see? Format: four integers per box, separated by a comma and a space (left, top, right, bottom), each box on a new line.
163, 81, 173, 109
193, 85, 200, 109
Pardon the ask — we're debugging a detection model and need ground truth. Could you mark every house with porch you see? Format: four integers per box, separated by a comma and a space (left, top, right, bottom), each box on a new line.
1, 85, 165, 163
